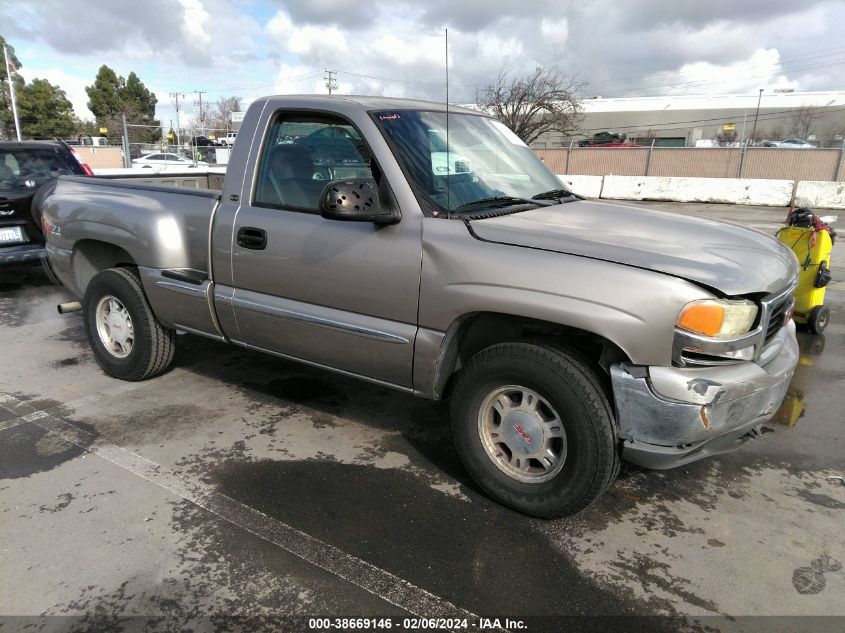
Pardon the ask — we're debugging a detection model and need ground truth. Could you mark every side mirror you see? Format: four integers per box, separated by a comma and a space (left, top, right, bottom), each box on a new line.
320, 179, 400, 225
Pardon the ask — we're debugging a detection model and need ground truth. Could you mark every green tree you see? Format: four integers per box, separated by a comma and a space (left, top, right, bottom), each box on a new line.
85, 64, 124, 122
123, 72, 157, 121
85, 65, 160, 143
0, 34, 25, 139
73, 116, 99, 137
17, 78, 76, 138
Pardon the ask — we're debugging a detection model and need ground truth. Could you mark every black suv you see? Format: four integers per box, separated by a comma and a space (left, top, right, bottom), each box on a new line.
0, 141, 90, 268
188, 135, 218, 147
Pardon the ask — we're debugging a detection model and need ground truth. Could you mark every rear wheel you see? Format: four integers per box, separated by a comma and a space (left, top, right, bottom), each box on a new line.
450, 342, 620, 518
807, 305, 829, 334
83, 268, 176, 381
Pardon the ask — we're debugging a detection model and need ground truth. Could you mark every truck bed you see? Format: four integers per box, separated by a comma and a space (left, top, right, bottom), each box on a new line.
47, 175, 220, 277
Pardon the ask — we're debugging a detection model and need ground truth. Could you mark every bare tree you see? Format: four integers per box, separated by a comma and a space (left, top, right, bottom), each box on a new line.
716, 129, 737, 145
479, 66, 584, 146
207, 95, 242, 131
787, 105, 821, 140
763, 124, 784, 141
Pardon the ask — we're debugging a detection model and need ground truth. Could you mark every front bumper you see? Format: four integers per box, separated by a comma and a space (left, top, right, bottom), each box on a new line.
611, 322, 799, 469
0, 244, 45, 266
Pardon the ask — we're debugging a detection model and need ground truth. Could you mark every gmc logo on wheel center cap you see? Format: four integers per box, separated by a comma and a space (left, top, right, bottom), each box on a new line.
513, 423, 533, 445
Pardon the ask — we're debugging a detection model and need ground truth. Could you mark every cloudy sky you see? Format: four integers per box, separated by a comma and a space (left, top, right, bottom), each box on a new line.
2, 0, 844, 126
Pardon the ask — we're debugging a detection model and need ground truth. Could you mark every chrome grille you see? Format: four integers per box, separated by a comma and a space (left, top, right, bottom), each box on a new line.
764, 295, 792, 346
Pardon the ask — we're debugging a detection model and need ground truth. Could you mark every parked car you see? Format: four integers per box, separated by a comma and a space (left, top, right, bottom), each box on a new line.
762, 139, 817, 149
131, 153, 208, 168
43, 95, 800, 518
0, 141, 91, 270
187, 136, 218, 147
219, 132, 238, 147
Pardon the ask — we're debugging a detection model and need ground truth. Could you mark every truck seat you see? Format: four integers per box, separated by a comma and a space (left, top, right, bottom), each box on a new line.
257, 144, 327, 210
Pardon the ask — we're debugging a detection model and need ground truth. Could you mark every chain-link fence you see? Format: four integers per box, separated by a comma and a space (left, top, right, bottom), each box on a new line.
118, 121, 233, 168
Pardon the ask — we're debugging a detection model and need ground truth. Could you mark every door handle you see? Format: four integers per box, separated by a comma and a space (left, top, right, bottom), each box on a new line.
237, 227, 267, 250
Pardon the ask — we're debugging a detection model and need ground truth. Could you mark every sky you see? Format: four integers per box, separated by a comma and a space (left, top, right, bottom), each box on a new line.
2, 0, 845, 127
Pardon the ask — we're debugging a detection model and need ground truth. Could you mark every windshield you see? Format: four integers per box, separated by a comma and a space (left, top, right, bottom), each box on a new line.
373, 110, 565, 215
0, 146, 85, 190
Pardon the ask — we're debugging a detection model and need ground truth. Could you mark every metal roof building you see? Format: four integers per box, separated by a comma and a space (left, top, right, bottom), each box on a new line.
531, 90, 845, 148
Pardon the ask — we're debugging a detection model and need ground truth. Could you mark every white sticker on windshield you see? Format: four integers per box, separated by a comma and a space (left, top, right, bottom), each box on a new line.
490, 120, 527, 146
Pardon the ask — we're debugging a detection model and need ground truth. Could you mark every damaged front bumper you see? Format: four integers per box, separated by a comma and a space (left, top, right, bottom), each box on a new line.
610, 322, 799, 469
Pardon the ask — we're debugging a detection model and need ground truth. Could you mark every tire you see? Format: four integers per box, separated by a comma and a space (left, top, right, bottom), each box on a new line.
83, 268, 176, 381
450, 341, 620, 518
807, 305, 829, 334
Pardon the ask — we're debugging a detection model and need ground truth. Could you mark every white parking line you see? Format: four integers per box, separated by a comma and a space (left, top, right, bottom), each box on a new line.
0, 382, 151, 433
0, 393, 502, 631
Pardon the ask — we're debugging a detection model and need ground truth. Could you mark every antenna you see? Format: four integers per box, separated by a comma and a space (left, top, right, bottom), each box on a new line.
445, 28, 450, 218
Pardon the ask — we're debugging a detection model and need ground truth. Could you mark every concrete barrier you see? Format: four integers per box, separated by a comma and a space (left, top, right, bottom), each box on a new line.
601, 175, 794, 206
794, 181, 845, 209
556, 174, 603, 198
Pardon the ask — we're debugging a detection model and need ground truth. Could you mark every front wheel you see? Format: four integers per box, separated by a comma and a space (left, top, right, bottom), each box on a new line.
450, 342, 620, 518
83, 268, 176, 381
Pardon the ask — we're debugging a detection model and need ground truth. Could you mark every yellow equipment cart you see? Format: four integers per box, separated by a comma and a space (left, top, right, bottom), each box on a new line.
776, 209, 834, 334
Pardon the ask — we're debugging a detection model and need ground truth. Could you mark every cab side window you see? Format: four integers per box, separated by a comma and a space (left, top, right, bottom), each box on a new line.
254, 113, 374, 212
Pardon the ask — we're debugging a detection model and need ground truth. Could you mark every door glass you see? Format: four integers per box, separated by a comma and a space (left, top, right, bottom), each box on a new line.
254, 113, 374, 212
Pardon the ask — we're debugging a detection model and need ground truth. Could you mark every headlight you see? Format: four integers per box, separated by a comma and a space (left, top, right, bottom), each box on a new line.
677, 299, 758, 338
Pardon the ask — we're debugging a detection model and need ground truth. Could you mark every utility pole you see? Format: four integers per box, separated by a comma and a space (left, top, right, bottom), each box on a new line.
3, 44, 22, 141
121, 114, 130, 168
169, 92, 184, 147
194, 90, 207, 136
324, 70, 337, 95
750, 88, 764, 146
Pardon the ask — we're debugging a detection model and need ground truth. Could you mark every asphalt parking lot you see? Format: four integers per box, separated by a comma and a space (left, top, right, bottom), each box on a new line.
1, 202, 843, 632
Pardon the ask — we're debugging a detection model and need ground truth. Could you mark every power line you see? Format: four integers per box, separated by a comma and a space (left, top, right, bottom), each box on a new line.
336, 69, 477, 88
584, 45, 845, 90
202, 70, 323, 93
592, 56, 845, 98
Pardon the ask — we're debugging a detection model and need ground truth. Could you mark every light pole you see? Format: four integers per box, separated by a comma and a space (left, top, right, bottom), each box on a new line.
750, 88, 763, 145
3, 44, 21, 141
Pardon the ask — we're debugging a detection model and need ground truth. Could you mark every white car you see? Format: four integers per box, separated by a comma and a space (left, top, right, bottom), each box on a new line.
131, 153, 209, 169
762, 139, 817, 149
219, 132, 238, 147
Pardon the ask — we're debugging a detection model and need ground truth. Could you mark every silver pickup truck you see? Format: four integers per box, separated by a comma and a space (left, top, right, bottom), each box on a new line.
42, 95, 800, 517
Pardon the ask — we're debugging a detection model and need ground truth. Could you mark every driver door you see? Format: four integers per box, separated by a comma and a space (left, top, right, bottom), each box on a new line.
227, 110, 422, 388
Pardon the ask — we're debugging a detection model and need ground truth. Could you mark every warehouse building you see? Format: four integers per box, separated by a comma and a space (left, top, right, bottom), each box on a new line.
531, 90, 845, 148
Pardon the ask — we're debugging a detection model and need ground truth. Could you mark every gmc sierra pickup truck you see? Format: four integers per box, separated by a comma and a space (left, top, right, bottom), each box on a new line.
42, 95, 800, 517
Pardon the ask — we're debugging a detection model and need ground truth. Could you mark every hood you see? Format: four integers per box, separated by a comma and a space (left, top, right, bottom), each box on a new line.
468, 200, 798, 296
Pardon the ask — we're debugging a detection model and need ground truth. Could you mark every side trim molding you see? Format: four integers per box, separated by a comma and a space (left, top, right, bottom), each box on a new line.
230, 296, 411, 345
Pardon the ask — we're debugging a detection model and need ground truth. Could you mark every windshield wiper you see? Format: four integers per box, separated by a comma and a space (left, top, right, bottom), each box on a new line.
531, 188, 575, 201
453, 196, 541, 213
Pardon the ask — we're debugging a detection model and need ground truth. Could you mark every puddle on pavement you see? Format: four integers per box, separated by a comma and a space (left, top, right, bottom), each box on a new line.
0, 423, 88, 480
211, 458, 685, 629
772, 332, 826, 428
73, 403, 212, 446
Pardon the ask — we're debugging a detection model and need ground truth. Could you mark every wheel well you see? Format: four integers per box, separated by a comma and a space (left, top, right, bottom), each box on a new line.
72, 240, 137, 295
436, 312, 629, 400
